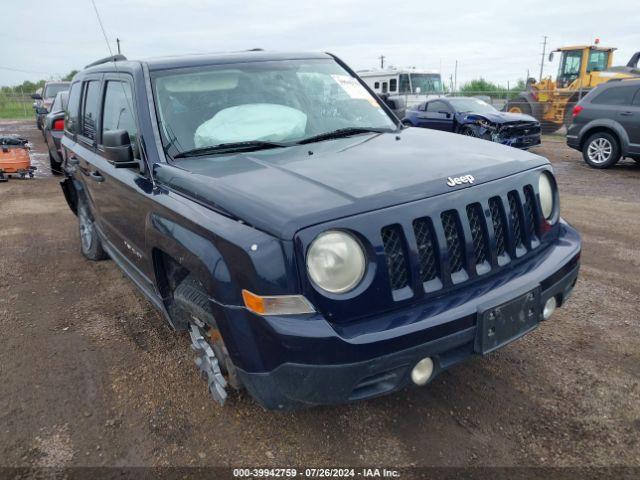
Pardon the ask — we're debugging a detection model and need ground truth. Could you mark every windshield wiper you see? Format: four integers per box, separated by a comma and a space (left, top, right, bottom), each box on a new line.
173, 140, 291, 159
296, 127, 394, 145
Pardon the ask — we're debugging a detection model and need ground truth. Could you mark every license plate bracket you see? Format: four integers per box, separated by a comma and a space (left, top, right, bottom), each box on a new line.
475, 288, 540, 355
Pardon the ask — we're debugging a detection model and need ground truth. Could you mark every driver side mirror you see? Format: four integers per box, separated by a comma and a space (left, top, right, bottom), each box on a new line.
548, 52, 555, 62
103, 129, 138, 168
31, 93, 42, 100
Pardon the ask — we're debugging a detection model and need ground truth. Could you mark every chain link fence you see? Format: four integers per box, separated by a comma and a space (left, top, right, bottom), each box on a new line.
0, 92, 34, 119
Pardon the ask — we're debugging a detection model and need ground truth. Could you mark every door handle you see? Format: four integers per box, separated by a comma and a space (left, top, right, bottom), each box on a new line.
620, 111, 634, 116
89, 171, 104, 183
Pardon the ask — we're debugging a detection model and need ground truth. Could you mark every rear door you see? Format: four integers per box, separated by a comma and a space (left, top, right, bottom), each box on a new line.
621, 87, 640, 154
73, 75, 105, 222
590, 85, 639, 154
89, 74, 153, 275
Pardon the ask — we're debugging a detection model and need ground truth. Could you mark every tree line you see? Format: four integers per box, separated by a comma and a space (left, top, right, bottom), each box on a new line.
1, 70, 78, 95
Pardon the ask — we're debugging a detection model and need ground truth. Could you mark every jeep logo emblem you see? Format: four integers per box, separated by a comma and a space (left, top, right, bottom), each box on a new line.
446, 174, 475, 187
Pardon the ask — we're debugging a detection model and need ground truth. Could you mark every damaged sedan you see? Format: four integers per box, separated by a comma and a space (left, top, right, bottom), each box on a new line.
403, 97, 541, 149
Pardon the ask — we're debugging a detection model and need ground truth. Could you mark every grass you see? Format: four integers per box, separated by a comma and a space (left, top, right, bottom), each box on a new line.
0, 96, 33, 120
0, 104, 32, 120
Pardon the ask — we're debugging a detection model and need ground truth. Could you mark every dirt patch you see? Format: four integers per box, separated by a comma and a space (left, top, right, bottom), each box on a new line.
0, 121, 639, 468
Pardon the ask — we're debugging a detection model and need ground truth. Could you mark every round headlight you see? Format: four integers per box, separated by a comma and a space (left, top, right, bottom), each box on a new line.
306, 230, 366, 294
538, 172, 556, 220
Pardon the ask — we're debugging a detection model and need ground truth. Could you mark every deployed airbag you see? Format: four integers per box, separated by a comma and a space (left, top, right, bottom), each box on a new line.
194, 103, 307, 147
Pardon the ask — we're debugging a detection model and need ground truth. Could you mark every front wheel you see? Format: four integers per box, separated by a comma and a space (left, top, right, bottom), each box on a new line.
77, 200, 108, 260
582, 132, 621, 169
460, 126, 477, 137
506, 97, 532, 116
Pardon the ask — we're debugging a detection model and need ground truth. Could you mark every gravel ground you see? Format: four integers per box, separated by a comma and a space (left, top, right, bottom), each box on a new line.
1, 120, 639, 470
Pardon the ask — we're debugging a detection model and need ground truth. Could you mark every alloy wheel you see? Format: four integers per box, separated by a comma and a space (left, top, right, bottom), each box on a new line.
587, 138, 613, 164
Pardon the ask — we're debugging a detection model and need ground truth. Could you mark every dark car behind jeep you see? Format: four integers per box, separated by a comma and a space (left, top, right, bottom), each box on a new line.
59, 51, 581, 410
567, 78, 640, 168
43, 90, 69, 175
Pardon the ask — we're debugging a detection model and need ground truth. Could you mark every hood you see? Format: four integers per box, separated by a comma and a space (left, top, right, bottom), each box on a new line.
464, 111, 537, 124
155, 128, 548, 239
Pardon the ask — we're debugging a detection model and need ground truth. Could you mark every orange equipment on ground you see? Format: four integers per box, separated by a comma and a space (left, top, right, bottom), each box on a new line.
0, 136, 36, 181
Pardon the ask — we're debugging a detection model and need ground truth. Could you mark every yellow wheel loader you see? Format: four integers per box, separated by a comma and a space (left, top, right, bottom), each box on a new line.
507, 44, 640, 133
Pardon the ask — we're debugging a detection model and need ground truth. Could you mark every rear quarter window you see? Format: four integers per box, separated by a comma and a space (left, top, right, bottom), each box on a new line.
65, 83, 81, 134
591, 85, 637, 106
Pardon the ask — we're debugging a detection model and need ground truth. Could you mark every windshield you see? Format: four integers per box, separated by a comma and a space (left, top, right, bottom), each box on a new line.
448, 98, 497, 114
409, 73, 442, 93
43, 83, 68, 99
152, 59, 397, 157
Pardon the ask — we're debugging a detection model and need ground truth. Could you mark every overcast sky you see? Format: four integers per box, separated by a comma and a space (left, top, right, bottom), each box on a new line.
1, 0, 638, 88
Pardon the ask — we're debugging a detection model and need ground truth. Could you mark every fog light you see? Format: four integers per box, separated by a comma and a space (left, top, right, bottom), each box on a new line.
411, 357, 434, 386
543, 297, 557, 320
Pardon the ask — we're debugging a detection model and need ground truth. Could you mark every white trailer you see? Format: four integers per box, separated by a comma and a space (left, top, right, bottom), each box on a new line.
358, 68, 443, 103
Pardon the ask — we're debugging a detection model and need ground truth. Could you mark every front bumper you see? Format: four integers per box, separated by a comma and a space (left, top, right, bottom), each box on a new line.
219, 222, 581, 410
499, 133, 541, 150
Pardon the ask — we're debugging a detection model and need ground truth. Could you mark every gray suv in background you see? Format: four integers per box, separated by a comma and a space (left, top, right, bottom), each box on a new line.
566, 79, 640, 168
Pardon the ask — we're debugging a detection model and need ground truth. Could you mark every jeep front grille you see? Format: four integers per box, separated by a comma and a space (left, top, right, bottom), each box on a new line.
413, 218, 439, 282
466, 203, 489, 266
441, 210, 465, 274
381, 225, 409, 290
380, 184, 542, 294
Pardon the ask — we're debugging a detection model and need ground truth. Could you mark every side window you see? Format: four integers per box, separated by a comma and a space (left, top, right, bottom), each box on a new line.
587, 51, 609, 73
389, 78, 397, 92
382, 82, 388, 93
102, 81, 138, 157
428, 101, 451, 114
81, 81, 101, 142
65, 82, 81, 134
399, 74, 410, 94
592, 86, 636, 106
374, 81, 380, 89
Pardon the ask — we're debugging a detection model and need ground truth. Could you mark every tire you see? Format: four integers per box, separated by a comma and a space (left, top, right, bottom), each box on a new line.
173, 276, 242, 390
49, 152, 63, 175
582, 132, 621, 169
460, 126, 477, 137
506, 97, 532, 116
77, 198, 108, 261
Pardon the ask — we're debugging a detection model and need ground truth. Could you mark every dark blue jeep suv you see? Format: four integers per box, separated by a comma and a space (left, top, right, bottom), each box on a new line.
59, 51, 581, 410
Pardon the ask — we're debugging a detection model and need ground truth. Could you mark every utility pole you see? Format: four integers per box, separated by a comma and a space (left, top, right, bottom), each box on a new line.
379, 55, 385, 69
116, 38, 121, 55
454, 60, 458, 92
539, 36, 548, 81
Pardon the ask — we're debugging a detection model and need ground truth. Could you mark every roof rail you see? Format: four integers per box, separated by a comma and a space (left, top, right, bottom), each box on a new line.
85, 54, 127, 69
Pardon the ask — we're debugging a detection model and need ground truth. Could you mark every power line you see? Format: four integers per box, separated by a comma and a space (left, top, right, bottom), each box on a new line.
0, 66, 57, 75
